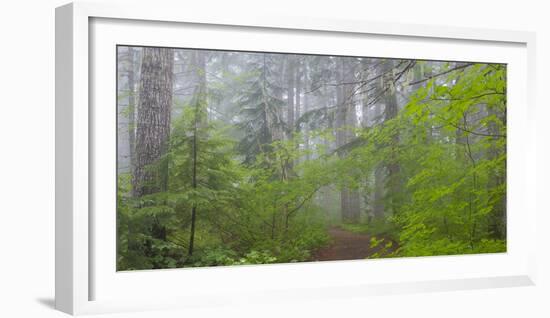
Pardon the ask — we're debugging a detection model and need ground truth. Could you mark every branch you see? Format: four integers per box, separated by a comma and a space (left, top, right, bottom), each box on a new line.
409, 63, 474, 86
286, 186, 323, 217
447, 121, 506, 138
430, 92, 505, 101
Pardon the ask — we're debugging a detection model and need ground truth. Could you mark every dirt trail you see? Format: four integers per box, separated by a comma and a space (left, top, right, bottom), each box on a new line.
313, 227, 396, 261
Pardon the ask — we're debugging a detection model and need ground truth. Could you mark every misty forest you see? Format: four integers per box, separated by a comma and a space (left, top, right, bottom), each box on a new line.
117, 46, 506, 270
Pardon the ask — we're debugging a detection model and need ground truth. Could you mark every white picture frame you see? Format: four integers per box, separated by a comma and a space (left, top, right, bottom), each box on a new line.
55, 1, 537, 315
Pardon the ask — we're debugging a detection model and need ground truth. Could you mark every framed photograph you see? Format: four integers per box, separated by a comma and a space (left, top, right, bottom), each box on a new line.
56, 1, 537, 315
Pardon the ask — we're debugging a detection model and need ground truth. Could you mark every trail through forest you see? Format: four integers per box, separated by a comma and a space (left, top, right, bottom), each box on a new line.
116, 46, 507, 270
313, 227, 396, 261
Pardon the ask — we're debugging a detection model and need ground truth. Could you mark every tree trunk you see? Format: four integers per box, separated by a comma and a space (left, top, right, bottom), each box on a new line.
372, 77, 385, 220
286, 56, 295, 139
303, 60, 310, 160
335, 59, 347, 220
132, 47, 174, 197
360, 59, 371, 128
188, 50, 208, 256
192, 50, 208, 120
295, 58, 302, 124
336, 58, 361, 223
382, 59, 401, 216
373, 165, 385, 219
127, 47, 136, 172
271, 54, 285, 143
344, 59, 361, 223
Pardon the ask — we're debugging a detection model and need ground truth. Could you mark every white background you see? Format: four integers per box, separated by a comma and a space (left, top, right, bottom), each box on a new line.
0, 0, 548, 317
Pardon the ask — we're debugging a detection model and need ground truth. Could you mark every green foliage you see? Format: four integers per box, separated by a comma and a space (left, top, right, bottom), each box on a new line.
389, 64, 507, 256
118, 98, 332, 270
330, 63, 507, 258
188, 248, 279, 267
117, 58, 506, 270
341, 219, 399, 240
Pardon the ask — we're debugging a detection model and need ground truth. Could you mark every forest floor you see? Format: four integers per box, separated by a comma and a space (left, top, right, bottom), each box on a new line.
313, 227, 397, 261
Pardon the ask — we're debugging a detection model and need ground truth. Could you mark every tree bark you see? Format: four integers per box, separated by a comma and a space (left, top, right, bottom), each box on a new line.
295, 58, 302, 123
372, 67, 386, 220
132, 47, 174, 197
337, 58, 361, 223
286, 56, 296, 139
127, 47, 137, 172
382, 59, 401, 216
303, 60, 310, 160
335, 59, 347, 220
344, 59, 361, 223
271, 55, 285, 142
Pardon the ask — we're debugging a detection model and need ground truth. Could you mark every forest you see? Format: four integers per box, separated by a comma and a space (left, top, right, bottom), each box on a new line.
116, 46, 507, 270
